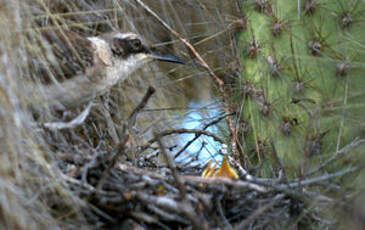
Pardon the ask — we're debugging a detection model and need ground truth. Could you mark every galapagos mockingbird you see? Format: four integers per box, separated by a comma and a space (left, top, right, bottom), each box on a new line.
28, 31, 184, 110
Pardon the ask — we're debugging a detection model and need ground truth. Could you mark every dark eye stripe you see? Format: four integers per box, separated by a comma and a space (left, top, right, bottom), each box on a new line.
111, 37, 147, 58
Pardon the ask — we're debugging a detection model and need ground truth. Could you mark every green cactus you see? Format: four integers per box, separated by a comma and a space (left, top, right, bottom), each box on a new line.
237, 0, 365, 177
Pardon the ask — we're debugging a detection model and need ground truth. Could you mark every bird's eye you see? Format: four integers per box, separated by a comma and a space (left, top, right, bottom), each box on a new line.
130, 39, 142, 51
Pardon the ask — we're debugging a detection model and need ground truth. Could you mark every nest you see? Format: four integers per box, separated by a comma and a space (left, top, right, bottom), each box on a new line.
42, 86, 359, 229
56, 132, 357, 230
61, 155, 302, 229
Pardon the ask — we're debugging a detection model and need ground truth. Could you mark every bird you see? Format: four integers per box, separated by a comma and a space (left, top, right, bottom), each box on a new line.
201, 155, 239, 180
213, 155, 239, 179
201, 159, 217, 178
27, 30, 184, 110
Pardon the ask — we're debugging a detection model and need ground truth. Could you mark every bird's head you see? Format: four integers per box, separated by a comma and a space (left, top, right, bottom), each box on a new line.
102, 32, 184, 66
94, 32, 184, 82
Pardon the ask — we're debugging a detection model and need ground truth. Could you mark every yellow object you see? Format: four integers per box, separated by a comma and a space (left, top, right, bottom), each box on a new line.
201, 160, 217, 178
201, 155, 239, 180
213, 155, 239, 179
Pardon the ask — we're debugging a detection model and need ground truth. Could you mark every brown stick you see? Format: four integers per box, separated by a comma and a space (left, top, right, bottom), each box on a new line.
136, 192, 209, 230
97, 87, 156, 190
174, 112, 234, 159
234, 194, 284, 229
154, 132, 187, 197
141, 128, 225, 152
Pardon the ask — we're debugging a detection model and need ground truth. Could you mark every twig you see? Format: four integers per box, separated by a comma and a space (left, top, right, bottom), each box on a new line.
143, 128, 225, 152
146, 205, 189, 224
130, 211, 159, 225
246, 166, 360, 202
305, 137, 365, 177
126, 86, 156, 128
118, 161, 269, 193
179, 141, 206, 167
81, 150, 100, 184
61, 173, 96, 193
216, 194, 233, 230
101, 94, 119, 145
118, 163, 166, 180
269, 138, 287, 181
135, 0, 242, 162
235, 194, 284, 229
97, 87, 156, 190
137, 192, 209, 230
174, 112, 234, 159
88, 203, 116, 222
285, 166, 359, 188
181, 176, 268, 193
154, 132, 186, 197
153, 133, 210, 229
96, 137, 129, 191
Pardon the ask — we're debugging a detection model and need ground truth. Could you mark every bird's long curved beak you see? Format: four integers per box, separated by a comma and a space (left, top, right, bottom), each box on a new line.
150, 50, 185, 65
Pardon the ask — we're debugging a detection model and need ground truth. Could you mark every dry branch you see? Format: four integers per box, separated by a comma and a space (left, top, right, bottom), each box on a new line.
155, 132, 187, 196
141, 128, 225, 154
174, 112, 234, 159
97, 86, 156, 190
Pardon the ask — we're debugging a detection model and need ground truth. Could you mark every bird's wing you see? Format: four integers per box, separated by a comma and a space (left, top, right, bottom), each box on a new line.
29, 30, 95, 83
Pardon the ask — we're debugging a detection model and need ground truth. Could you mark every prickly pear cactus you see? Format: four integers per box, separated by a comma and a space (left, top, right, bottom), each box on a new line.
237, 0, 365, 176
